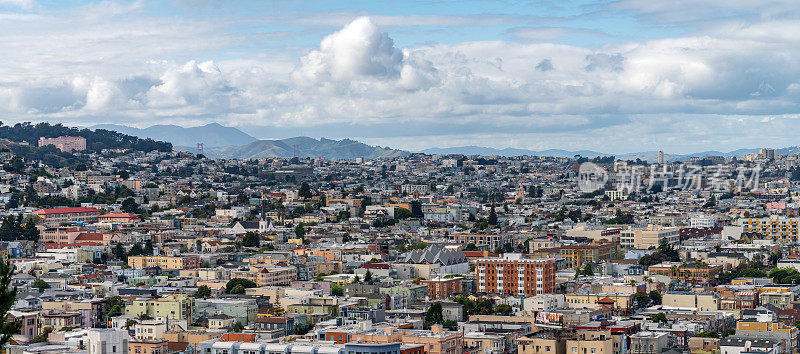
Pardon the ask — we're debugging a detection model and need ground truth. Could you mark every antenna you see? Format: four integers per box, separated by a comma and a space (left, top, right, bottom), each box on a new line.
196, 143, 204, 156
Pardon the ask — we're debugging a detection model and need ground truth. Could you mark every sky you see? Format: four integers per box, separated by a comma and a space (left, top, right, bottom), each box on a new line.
1, 0, 800, 154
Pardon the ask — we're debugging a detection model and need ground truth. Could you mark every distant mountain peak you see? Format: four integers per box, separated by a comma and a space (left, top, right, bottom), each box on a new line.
89, 122, 257, 148
196, 136, 408, 160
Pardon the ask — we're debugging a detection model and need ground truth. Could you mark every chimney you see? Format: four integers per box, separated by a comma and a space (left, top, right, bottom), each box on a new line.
431, 325, 443, 334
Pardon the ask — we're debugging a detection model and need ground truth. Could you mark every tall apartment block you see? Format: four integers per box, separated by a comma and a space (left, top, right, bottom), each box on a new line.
476, 254, 556, 296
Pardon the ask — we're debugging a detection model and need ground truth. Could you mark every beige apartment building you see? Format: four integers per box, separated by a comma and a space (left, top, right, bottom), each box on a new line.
566, 330, 613, 354
128, 256, 200, 270
620, 226, 679, 249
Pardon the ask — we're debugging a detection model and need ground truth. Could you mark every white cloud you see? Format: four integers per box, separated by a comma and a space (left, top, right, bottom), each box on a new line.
293, 17, 404, 82
3, 7, 800, 152
145, 60, 230, 108
0, 0, 35, 10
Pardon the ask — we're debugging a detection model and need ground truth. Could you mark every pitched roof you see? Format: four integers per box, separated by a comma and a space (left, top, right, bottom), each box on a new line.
34, 207, 102, 215
99, 213, 139, 218
597, 297, 616, 304
403, 245, 467, 266
75, 233, 105, 241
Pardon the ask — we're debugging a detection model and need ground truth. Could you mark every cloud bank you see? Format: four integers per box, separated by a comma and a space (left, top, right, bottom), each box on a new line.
1, 2, 800, 153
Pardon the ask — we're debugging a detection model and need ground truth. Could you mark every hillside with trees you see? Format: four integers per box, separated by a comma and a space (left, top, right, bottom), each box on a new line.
0, 122, 172, 153
0, 122, 172, 168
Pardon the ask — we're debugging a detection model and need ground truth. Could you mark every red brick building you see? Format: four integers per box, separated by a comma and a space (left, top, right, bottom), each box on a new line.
476, 254, 556, 296
421, 276, 463, 300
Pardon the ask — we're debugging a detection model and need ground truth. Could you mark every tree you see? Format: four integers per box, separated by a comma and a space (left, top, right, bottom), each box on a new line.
124, 319, 137, 330
31, 327, 52, 343
738, 268, 767, 278
128, 242, 144, 257
649, 290, 662, 305
395, 208, 413, 220
105, 296, 125, 317
443, 320, 458, 331
121, 197, 140, 214
0, 258, 20, 349
22, 219, 38, 242
464, 243, 478, 251
331, 284, 344, 297
488, 206, 498, 225
364, 270, 373, 283
703, 195, 716, 208
232, 322, 244, 332
582, 264, 594, 276
242, 232, 260, 247
294, 224, 306, 238
230, 284, 245, 294
226, 278, 257, 293
638, 240, 681, 266
696, 330, 718, 338
633, 291, 650, 307
411, 201, 423, 218
651, 312, 668, 324
195, 285, 211, 299
144, 240, 154, 256
113, 243, 127, 261
32, 278, 50, 292
494, 304, 513, 316
769, 268, 800, 284
425, 302, 444, 328
298, 182, 313, 199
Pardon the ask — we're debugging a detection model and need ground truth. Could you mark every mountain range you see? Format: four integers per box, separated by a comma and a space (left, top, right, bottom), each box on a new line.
89, 123, 800, 161
422, 146, 800, 161
198, 137, 408, 160
89, 123, 405, 159
90, 123, 257, 148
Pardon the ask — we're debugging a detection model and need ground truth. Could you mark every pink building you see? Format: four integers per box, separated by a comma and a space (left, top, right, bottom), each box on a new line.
8, 310, 39, 341
38, 136, 86, 152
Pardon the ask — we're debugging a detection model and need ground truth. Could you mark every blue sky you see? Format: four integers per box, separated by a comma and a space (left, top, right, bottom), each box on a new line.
1, 0, 800, 153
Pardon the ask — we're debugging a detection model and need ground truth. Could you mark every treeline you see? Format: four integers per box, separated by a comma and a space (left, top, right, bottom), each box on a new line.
0, 215, 39, 242
0, 122, 172, 153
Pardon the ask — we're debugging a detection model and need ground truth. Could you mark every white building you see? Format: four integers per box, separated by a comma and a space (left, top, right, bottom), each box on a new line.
688, 213, 718, 228
523, 294, 566, 314
87, 329, 132, 354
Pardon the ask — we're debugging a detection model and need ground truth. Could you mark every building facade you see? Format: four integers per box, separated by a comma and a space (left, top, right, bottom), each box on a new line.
476, 254, 556, 296
38, 136, 87, 152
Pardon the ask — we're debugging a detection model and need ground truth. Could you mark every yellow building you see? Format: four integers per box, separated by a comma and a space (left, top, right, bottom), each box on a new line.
742, 217, 800, 244
530, 243, 618, 269
124, 294, 194, 321
647, 262, 722, 282
128, 256, 200, 270
736, 321, 798, 353
517, 335, 565, 354
566, 330, 613, 354
464, 332, 506, 354
661, 292, 719, 311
